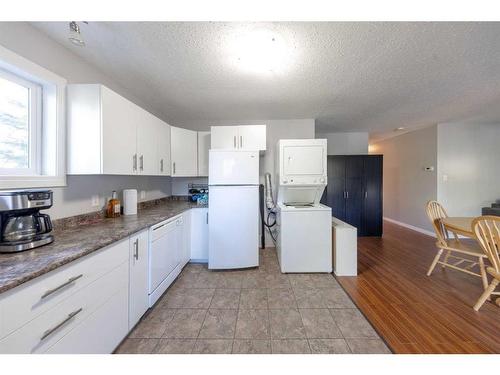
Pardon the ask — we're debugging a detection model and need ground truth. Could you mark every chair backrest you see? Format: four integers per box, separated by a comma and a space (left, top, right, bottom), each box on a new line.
426, 200, 449, 246
473, 216, 500, 273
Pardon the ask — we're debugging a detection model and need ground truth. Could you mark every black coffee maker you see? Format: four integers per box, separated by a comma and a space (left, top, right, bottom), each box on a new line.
0, 190, 54, 253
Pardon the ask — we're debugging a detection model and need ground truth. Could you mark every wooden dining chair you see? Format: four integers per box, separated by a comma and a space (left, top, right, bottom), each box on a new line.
425, 201, 488, 291
472, 216, 500, 311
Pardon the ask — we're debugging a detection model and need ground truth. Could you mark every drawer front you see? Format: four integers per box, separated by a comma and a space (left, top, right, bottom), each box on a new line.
0, 260, 128, 354
46, 287, 128, 354
0, 238, 129, 339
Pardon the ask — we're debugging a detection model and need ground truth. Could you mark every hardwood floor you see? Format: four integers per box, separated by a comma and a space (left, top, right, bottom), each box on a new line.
336, 221, 500, 354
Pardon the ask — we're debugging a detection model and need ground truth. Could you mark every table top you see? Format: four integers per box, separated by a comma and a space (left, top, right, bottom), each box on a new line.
441, 217, 475, 237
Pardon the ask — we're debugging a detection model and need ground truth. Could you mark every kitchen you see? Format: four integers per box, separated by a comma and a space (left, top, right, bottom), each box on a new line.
1, 9, 500, 371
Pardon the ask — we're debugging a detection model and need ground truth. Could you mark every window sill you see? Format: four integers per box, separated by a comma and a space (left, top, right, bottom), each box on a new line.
0, 175, 66, 190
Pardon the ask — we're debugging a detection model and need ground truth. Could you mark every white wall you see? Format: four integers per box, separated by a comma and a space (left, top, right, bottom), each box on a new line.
0, 22, 172, 219
437, 122, 500, 216
371, 125, 438, 232
315, 132, 369, 155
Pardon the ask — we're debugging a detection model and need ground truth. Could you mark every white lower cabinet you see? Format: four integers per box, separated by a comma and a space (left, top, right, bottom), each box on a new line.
180, 210, 191, 267
190, 207, 209, 262
129, 229, 149, 329
45, 277, 129, 354
0, 244, 129, 354
0, 208, 210, 354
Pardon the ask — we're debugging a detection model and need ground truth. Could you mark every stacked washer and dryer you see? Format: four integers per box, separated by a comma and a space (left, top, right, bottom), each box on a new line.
272, 139, 332, 273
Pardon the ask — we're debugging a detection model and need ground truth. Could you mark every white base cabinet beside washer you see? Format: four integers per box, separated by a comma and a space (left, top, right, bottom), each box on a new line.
276, 203, 332, 273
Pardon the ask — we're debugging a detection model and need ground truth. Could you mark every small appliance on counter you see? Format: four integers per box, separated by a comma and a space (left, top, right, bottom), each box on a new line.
123, 189, 138, 215
0, 190, 54, 253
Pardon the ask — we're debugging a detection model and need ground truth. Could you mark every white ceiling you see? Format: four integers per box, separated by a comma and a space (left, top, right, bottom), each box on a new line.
32, 22, 500, 140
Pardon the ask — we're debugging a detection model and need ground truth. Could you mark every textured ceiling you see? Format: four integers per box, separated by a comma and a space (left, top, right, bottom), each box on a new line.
31, 22, 500, 140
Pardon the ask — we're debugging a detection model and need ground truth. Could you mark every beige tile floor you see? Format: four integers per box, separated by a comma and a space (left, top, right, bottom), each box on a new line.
115, 248, 391, 354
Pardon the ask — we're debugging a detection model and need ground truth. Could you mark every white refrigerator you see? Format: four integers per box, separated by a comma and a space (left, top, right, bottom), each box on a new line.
208, 150, 259, 269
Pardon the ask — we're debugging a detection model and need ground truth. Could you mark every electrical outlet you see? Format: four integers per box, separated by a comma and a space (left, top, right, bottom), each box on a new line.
140, 190, 146, 200
91, 195, 100, 207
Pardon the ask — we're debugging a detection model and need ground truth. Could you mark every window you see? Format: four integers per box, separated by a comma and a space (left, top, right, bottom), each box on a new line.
0, 69, 42, 175
0, 44, 66, 189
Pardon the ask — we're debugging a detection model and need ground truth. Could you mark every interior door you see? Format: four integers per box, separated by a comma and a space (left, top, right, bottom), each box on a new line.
171, 126, 198, 176
344, 156, 364, 231
362, 155, 383, 236
101, 86, 137, 175
210, 126, 239, 149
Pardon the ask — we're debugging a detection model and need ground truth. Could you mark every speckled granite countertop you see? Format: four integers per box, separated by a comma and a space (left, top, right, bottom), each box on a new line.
0, 200, 207, 294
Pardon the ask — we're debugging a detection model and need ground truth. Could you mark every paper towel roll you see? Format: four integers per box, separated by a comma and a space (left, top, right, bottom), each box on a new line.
123, 189, 138, 215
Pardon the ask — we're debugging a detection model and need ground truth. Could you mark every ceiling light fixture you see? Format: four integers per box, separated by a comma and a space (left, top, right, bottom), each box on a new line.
68, 21, 85, 47
394, 127, 405, 131
226, 27, 295, 75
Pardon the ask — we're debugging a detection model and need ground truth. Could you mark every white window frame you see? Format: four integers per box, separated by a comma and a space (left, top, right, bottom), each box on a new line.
0, 45, 66, 189
0, 68, 42, 176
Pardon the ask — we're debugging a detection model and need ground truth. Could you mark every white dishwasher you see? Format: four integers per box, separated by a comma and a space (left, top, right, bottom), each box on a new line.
149, 215, 182, 306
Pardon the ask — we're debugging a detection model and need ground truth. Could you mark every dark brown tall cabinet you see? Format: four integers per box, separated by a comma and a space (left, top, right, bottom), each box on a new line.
321, 155, 383, 236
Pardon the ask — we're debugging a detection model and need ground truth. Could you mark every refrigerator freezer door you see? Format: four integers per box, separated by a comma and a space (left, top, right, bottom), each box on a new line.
209, 150, 259, 185
208, 185, 259, 269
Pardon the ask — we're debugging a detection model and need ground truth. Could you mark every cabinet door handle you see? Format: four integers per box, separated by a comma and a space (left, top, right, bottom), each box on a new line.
240, 135, 243, 148
233, 136, 237, 149
134, 239, 139, 260
160, 159, 164, 173
133, 154, 137, 172
41, 274, 83, 299
173, 162, 176, 175
139, 155, 144, 171
365, 191, 368, 199
346, 191, 349, 199
206, 212, 209, 224
40, 308, 83, 341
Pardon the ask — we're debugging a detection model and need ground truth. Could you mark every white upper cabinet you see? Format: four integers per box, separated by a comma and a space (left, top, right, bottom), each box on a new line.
157, 120, 171, 176
170, 126, 198, 177
210, 126, 239, 149
238, 125, 266, 151
210, 125, 266, 151
136, 111, 160, 176
67, 84, 170, 176
197, 131, 210, 176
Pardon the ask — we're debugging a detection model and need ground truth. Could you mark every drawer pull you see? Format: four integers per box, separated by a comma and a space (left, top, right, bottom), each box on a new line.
41, 274, 83, 299
134, 239, 139, 260
41, 307, 83, 341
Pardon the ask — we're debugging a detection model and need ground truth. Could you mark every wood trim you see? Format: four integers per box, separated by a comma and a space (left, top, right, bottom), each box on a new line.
383, 217, 436, 237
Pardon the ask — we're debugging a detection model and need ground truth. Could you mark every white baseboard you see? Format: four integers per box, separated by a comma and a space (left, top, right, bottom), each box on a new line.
383, 217, 436, 237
